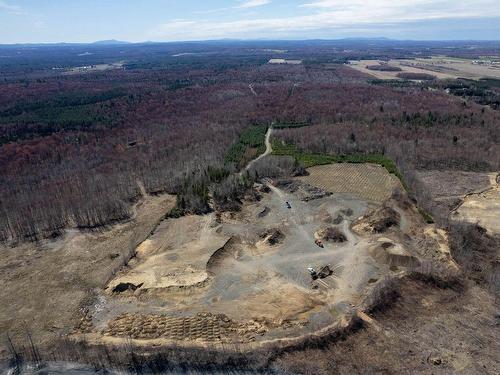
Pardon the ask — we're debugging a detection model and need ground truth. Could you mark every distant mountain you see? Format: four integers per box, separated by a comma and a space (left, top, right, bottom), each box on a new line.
340, 37, 391, 41
92, 39, 131, 45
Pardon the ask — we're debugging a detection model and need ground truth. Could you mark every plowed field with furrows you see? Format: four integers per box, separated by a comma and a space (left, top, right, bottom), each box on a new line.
298, 164, 400, 202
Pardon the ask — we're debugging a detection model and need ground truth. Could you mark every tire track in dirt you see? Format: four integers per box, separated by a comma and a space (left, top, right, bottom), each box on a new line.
244, 127, 273, 172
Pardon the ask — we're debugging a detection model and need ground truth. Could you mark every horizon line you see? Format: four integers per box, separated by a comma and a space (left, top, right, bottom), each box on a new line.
2, 37, 500, 47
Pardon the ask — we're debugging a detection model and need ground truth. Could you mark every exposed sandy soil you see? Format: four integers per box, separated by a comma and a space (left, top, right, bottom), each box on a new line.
65, 168, 455, 350
245, 127, 273, 172
84, 181, 375, 345
0, 160, 466, 363
108, 214, 230, 291
348, 59, 456, 80
415, 170, 494, 220
0, 193, 176, 356
349, 57, 500, 81
402, 56, 500, 80
298, 163, 400, 202
454, 185, 500, 235
416, 170, 500, 234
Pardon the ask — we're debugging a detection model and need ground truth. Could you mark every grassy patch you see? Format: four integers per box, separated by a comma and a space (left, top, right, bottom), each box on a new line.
225, 125, 268, 165
272, 140, 409, 190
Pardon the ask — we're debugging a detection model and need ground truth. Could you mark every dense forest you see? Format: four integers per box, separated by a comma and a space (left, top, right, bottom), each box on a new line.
1, 41, 499, 242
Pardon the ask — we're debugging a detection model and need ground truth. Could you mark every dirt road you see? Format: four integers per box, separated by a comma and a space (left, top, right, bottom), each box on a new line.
96, 179, 375, 340
245, 127, 273, 172
248, 83, 258, 97
267, 183, 313, 244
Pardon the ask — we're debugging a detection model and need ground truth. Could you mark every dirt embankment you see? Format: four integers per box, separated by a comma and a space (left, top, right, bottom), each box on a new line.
1, 161, 475, 372
272, 276, 499, 374
66, 174, 460, 355
0, 193, 176, 357
415, 170, 500, 234
206, 237, 240, 276
106, 213, 230, 293
452, 179, 500, 235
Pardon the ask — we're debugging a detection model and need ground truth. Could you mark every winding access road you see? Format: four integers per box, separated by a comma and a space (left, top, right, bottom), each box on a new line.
245, 127, 273, 172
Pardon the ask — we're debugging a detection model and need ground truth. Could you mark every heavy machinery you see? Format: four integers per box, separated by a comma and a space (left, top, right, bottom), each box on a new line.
314, 239, 324, 248
308, 265, 333, 281
307, 267, 318, 280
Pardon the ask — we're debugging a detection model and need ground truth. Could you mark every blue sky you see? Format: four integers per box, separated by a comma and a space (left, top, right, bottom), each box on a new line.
1, 0, 500, 43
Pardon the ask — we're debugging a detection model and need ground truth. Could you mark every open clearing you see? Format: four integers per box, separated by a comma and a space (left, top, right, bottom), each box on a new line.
62, 61, 125, 75
0, 157, 458, 354
65, 165, 453, 349
416, 170, 500, 234
85, 181, 377, 345
349, 57, 500, 81
298, 163, 401, 202
0, 161, 456, 353
0, 193, 176, 356
453, 177, 500, 235
0, 137, 496, 375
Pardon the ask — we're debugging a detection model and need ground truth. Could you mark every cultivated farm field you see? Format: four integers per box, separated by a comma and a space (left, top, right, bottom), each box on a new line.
349, 57, 500, 81
298, 163, 401, 202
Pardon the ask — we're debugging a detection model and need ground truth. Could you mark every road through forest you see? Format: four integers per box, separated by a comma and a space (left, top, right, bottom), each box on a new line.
244, 126, 273, 172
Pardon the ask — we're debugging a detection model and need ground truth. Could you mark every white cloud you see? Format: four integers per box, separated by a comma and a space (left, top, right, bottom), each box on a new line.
301, 0, 414, 8
0, 0, 24, 14
300, 0, 499, 20
239, 0, 271, 9
151, 0, 500, 41
196, 7, 231, 15
195, 1, 271, 15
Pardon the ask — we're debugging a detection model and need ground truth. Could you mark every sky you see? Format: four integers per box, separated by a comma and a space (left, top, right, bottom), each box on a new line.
1, 0, 500, 44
